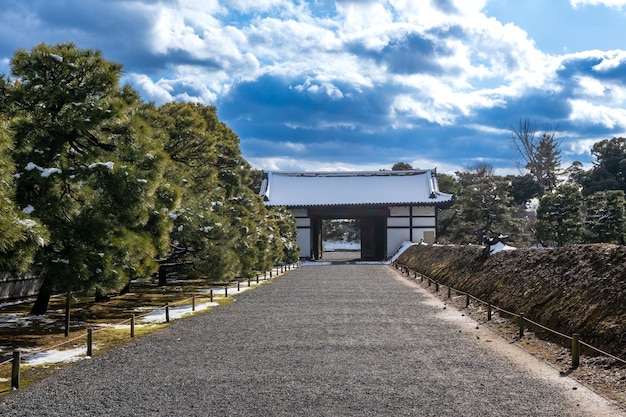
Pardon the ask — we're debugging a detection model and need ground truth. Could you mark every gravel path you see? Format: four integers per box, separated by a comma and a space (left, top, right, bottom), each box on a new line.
0, 264, 619, 416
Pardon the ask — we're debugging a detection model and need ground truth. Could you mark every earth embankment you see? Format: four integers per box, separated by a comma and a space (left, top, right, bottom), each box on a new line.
396, 244, 626, 359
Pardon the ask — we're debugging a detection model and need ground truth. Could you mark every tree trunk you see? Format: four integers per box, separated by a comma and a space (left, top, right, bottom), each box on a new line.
94, 287, 110, 302
158, 265, 167, 286
120, 280, 131, 295
29, 281, 52, 315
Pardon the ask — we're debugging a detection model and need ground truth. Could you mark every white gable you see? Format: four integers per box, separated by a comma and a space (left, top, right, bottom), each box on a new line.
260, 170, 453, 207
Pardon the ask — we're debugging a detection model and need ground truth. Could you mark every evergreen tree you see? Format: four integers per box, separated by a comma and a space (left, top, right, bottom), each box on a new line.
444, 163, 524, 245
536, 184, 583, 246
392, 162, 413, 171
582, 137, 626, 195
8, 43, 169, 313
154, 102, 237, 282
0, 81, 48, 271
584, 190, 626, 244
267, 206, 300, 264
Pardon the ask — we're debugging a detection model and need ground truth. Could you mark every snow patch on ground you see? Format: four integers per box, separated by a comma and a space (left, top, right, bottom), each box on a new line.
140, 302, 217, 323
23, 346, 91, 366
388, 241, 421, 264
323, 240, 360, 251
489, 241, 517, 255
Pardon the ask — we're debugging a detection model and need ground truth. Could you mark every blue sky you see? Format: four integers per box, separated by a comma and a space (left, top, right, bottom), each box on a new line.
1, 0, 626, 175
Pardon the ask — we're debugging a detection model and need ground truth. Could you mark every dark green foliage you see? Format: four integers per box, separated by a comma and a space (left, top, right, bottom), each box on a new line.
0, 43, 298, 313
584, 190, 626, 244
392, 162, 413, 171
0, 100, 49, 271
507, 174, 542, 206
536, 184, 583, 246
442, 163, 525, 245
581, 137, 626, 195
7, 44, 168, 308
323, 219, 360, 242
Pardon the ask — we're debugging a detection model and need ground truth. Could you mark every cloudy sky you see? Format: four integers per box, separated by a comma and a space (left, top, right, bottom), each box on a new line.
1, 0, 626, 174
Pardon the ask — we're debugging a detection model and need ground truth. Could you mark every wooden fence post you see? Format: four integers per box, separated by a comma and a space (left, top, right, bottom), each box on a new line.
210, 289, 213, 302
87, 328, 93, 357
518, 314, 525, 338
487, 304, 492, 321
572, 333, 580, 368
11, 350, 20, 390
131, 315, 135, 338
256, 274, 260, 284
165, 303, 170, 323
465, 294, 470, 308
447, 287, 451, 299
224, 286, 228, 297
64, 291, 71, 338
435, 282, 439, 292
237, 281, 240, 292
192, 295, 196, 312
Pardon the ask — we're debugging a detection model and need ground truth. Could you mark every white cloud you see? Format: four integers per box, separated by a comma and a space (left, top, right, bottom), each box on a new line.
569, 99, 626, 129
565, 138, 604, 155
570, 0, 626, 8
125, 74, 174, 103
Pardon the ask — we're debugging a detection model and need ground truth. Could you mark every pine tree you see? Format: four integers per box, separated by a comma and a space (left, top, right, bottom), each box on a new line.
536, 184, 583, 246
444, 163, 524, 245
584, 190, 626, 244
8, 43, 168, 313
0, 83, 48, 271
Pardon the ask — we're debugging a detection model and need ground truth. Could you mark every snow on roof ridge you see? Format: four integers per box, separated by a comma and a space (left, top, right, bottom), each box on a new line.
268, 169, 433, 177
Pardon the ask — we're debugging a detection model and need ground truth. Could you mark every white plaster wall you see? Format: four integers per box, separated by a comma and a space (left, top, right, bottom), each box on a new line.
297, 228, 311, 258
387, 228, 410, 257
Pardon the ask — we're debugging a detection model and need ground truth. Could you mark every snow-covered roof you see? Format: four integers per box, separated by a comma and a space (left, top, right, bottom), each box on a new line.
260, 170, 454, 207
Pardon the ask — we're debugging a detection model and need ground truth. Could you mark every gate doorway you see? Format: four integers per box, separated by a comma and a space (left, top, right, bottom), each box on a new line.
310, 207, 387, 261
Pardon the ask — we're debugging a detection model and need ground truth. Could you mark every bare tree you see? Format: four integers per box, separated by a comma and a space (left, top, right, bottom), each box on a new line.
511, 118, 561, 195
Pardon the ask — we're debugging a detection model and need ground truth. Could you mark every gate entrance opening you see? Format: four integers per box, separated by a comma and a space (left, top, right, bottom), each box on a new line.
310, 206, 387, 261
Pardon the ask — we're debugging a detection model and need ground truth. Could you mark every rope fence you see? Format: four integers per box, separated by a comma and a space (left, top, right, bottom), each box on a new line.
394, 262, 626, 370
1, 262, 300, 391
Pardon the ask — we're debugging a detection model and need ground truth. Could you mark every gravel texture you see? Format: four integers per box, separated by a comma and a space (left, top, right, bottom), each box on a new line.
0, 264, 607, 416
